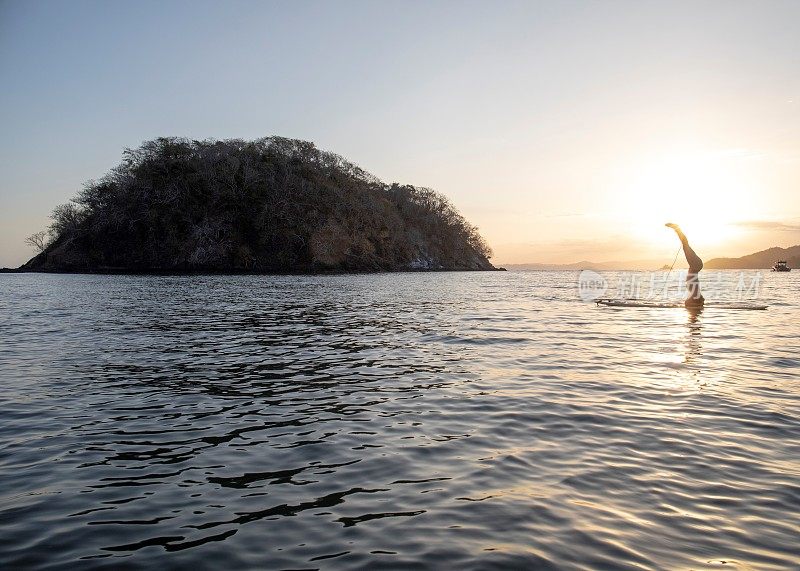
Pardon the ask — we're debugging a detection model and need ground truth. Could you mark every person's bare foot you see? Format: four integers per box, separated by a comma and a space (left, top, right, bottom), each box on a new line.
665, 222, 686, 240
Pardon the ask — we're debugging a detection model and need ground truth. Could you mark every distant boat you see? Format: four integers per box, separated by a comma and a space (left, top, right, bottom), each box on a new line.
772, 260, 791, 272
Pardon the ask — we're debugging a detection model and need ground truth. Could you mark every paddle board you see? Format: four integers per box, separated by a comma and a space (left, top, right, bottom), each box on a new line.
595, 299, 767, 310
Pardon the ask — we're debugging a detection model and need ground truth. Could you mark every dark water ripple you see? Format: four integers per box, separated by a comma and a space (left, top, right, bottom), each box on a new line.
0, 271, 798, 570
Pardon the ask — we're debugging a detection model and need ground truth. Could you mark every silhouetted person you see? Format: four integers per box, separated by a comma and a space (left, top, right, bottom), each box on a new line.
666, 223, 704, 307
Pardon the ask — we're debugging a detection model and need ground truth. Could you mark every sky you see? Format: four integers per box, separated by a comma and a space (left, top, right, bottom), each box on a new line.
1, 0, 799, 267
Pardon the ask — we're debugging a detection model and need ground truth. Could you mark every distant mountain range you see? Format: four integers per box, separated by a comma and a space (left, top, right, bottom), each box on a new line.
503, 259, 673, 271
705, 245, 800, 269
505, 244, 800, 271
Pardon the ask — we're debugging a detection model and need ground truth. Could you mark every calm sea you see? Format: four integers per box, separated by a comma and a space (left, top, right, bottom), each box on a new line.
0, 271, 798, 570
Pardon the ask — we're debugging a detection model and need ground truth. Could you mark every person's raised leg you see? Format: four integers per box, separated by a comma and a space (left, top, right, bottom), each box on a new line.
665, 223, 703, 272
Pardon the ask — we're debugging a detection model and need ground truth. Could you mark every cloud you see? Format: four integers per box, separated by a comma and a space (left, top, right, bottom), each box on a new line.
735, 220, 800, 231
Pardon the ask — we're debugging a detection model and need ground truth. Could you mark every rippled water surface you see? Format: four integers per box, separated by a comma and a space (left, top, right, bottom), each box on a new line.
1, 271, 798, 570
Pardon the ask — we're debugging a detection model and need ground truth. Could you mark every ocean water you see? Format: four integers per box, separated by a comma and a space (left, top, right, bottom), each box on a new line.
0, 271, 797, 570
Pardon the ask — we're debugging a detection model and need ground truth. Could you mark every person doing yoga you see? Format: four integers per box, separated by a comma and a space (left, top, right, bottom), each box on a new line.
666, 223, 704, 307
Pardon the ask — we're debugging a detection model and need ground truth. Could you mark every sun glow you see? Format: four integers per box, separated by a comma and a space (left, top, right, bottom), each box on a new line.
614, 150, 758, 252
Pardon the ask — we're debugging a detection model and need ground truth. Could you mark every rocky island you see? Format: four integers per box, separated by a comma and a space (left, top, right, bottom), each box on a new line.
22, 137, 496, 273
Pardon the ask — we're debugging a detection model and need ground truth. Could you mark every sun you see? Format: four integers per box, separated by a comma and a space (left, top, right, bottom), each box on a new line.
613, 150, 756, 251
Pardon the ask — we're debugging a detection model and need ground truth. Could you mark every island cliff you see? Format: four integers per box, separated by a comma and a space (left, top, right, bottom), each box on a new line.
23, 137, 496, 273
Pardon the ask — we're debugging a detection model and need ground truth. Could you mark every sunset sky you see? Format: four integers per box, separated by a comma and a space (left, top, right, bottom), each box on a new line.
1, 0, 799, 267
